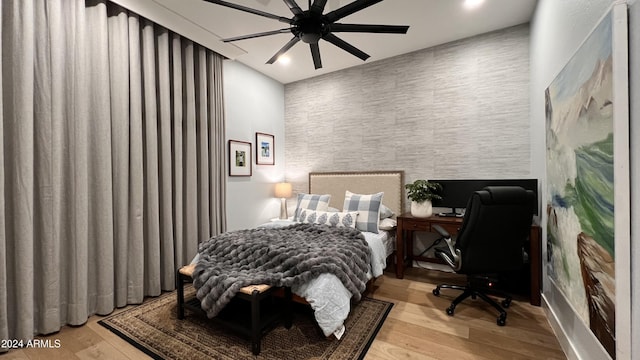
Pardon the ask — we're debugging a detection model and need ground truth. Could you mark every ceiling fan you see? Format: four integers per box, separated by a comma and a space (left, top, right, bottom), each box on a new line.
203, 0, 409, 69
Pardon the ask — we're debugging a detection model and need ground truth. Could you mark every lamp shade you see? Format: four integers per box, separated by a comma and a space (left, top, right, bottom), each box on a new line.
275, 182, 292, 198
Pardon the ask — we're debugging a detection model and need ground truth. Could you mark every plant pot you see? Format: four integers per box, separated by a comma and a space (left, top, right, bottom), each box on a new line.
411, 200, 433, 218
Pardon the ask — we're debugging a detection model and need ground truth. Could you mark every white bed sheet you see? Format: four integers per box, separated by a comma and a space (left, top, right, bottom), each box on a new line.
292, 228, 392, 338
366, 230, 394, 277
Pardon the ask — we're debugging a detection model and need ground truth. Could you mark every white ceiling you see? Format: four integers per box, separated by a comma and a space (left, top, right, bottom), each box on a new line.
150, 0, 538, 83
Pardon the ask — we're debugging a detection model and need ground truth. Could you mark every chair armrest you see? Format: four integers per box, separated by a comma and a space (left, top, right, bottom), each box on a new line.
432, 224, 461, 271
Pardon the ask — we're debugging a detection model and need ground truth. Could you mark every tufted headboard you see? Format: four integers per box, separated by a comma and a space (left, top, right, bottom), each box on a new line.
308, 171, 405, 218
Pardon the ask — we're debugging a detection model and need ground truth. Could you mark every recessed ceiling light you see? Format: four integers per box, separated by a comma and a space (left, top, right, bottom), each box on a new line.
277, 55, 291, 65
464, 0, 485, 9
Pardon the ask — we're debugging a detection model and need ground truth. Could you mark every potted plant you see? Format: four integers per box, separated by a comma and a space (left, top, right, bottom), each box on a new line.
405, 179, 442, 218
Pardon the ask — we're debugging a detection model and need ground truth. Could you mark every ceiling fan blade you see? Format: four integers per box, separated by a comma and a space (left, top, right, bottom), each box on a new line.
330, 23, 409, 34
222, 28, 293, 42
266, 37, 301, 64
310, 0, 328, 15
283, 0, 304, 16
324, 0, 384, 23
310, 43, 322, 69
203, 0, 292, 24
323, 33, 369, 61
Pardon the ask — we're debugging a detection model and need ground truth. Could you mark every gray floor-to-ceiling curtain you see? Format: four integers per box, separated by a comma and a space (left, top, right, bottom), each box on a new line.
0, 0, 226, 344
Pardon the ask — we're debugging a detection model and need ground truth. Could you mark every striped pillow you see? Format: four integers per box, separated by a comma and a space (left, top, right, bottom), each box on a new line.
343, 191, 384, 233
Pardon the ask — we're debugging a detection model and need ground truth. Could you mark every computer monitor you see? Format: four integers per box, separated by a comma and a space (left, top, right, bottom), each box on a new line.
430, 179, 538, 217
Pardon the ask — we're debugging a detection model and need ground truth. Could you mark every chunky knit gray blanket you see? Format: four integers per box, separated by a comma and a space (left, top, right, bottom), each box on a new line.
192, 223, 371, 318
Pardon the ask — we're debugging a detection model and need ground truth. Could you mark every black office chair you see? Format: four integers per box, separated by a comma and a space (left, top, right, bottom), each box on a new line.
432, 186, 535, 326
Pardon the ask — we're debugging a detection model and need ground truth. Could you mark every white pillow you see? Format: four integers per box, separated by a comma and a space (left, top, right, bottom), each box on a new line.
343, 191, 384, 233
379, 217, 397, 231
298, 210, 359, 229
293, 193, 331, 221
379, 204, 395, 219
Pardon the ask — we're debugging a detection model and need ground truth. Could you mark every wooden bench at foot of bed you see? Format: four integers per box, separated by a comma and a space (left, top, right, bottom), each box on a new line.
176, 264, 292, 355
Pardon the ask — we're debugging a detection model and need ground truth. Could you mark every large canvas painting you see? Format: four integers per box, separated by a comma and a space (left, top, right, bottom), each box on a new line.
545, 5, 629, 359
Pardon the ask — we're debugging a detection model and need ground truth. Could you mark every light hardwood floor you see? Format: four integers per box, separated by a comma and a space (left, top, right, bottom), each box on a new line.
3, 268, 566, 360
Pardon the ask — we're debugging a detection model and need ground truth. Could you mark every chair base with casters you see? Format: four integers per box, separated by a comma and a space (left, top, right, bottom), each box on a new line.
432, 275, 512, 326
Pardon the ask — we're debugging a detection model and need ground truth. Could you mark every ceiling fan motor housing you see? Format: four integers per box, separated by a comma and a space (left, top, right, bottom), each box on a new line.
293, 13, 325, 44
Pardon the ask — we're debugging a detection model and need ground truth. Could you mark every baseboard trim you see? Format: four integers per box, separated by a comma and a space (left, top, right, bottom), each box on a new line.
541, 293, 579, 360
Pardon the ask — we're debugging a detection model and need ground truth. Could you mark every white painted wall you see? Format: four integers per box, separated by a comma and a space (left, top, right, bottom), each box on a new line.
223, 61, 285, 230
530, 1, 633, 359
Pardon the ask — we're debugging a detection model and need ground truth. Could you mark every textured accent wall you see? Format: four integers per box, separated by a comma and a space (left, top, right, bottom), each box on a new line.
284, 24, 530, 203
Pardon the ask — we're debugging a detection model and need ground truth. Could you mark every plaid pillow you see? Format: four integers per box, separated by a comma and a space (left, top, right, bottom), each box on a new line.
293, 194, 331, 221
343, 191, 384, 233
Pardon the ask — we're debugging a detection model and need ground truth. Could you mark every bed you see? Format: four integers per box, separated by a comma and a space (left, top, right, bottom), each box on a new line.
192, 170, 404, 339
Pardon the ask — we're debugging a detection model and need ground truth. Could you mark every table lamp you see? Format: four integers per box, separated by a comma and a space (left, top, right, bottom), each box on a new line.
275, 182, 293, 220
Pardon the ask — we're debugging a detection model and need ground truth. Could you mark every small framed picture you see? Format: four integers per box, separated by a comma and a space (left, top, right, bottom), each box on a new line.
256, 132, 275, 165
228, 140, 252, 176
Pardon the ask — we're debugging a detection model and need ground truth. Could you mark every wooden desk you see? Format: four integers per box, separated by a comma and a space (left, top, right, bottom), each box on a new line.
395, 213, 542, 306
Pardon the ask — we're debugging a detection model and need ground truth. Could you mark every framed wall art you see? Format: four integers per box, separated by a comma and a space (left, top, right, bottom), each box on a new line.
256, 132, 275, 165
228, 140, 252, 176
544, 4, 629, 358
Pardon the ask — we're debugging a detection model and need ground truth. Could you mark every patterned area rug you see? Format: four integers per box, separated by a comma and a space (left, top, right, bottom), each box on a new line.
98, 287, 392, 360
